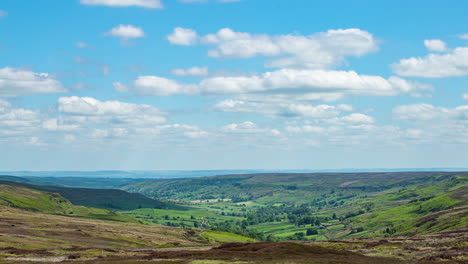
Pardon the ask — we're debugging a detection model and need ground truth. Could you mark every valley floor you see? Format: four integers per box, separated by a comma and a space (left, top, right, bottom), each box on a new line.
0, 205, 466, 264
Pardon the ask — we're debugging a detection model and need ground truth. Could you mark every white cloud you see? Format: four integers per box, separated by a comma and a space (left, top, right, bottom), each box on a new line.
76, 42, 90, 48
27, 137, 46, 146
393, 104, 447, 120
459, 34, 468, 40
58, 96, 163, 116
0, 67, 65, 97
424, 39, 446, 52
221, 121, 281, 136
118, 69, 432, 101
106, 24, 145, 42
114, 76, 194, 96
214, 99, 354, 119
392, 46, 468, 78
168, 27, 378, 69
339, 113, 375, 124
393, 103, 468, 121
0, 104, 40, 128
0, 10, 7, 17
42, 119, 79, 131
285, 125, 326, 133
80, 0, 163, 8
172, 66, 208, 76
0, 99, 11, 112
57, 96, 166, 128
463, 93, 468, 101
167, 27, 198, 46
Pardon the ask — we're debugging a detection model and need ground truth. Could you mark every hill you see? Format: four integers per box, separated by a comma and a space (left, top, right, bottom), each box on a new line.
0, 175, 149, 189
0, 180, 186, 211
121, 171, 466, 204
0, 184, 139, 223
0, 185, 258, 262
121, 171, 468, 241
0, 177, 466, 263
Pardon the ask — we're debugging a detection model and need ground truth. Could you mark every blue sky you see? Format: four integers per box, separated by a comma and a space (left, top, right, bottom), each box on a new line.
1, 0, 468, 170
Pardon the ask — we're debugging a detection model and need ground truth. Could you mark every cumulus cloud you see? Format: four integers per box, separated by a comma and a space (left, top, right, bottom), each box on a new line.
424, 39, 446, 52
222, 121, 281, 136
57, 96, 166, 126
0, 99, 11, 112
167, 27, 378, 69
167, 27, 198, 46
0, 67, 65, 97
0, 101, 40, 128
285, 125, 327, 134
339, 113, 375, 124
392, 46, 468, 78
58, 96, 162, 116
76, 42, 90, 48
114, 76, 195, 96
80, 0, 163, 8
117, 69, 432, 101
393, 103, 468, 121
42, 119, 79, 131
172, 66, 208, 76
214, 99, 354, 119
106, 24, 145, 44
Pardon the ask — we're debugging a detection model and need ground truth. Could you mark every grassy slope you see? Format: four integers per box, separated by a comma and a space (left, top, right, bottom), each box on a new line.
121, 171, 464, 204
346, 179, 468, 237
0, 184, 139, 223
0, 185, 253, 248
122, 172, 468, 240
0, 205, 210, 261
0, 175, 149, 189
0, 180, 185, 211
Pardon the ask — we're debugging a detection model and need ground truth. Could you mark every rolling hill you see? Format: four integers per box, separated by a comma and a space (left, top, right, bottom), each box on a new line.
0, 180, 186, 211
121, 171, 468, 241
0, 174, 466, 263
121, 171, 467, 204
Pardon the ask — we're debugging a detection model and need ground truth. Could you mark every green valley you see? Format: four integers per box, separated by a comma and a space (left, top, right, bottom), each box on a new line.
121, 171, 468, 242
0, 171, 466, 263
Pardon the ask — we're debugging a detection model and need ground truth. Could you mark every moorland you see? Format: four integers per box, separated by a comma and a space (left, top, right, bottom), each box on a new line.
0, 171, 466, 263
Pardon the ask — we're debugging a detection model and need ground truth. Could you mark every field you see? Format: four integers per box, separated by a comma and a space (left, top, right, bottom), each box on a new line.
0, 172, 466, 263
0, 180, 184, 211
121, 172, 468, 241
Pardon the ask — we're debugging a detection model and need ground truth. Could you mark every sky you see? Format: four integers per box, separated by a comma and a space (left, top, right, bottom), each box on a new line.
1, 0, 468, 170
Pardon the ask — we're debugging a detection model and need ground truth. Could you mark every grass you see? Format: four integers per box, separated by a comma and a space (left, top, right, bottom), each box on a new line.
0, 184, 139, 223
0, 180, 185, 211
120, 173, 468, 241
347, 183, 468, 237
122, 207, 238, 228
200, 231, 256, 243
0, 205, 210, 260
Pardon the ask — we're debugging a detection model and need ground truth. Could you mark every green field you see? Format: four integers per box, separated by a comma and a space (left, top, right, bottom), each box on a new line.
120, 171, 468, 241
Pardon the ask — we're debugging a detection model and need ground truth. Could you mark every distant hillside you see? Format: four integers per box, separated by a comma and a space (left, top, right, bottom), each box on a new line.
346, 179, 468, 237
121, 171, 467, 203
0, 201, 211, 260
0, 184, 139, 223
121, 171, 468, 241
0, 175, 148, 189
0, 179, 186, 211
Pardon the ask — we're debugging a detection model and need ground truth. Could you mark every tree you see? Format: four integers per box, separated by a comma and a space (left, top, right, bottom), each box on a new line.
306, 228, 318, 236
